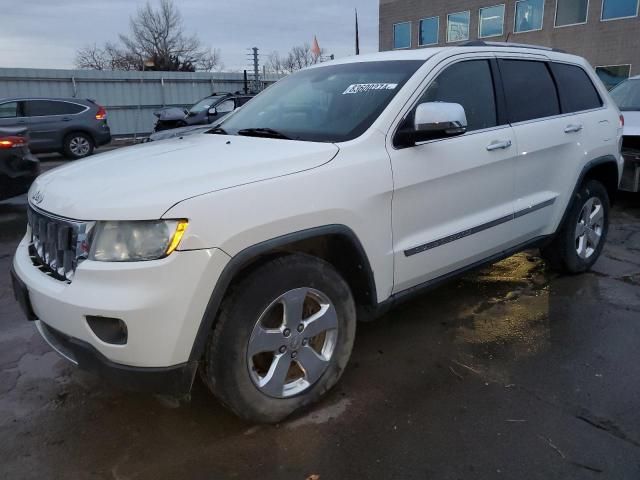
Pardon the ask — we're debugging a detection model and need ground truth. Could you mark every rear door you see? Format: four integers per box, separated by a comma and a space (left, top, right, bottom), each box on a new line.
0, 101, 26, 129
24, 100, 87, 151
549, 62, 617, 208
498, 58, 584, 241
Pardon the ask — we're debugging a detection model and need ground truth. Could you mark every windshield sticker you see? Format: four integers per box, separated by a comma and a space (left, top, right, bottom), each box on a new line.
343, 83, 398, 94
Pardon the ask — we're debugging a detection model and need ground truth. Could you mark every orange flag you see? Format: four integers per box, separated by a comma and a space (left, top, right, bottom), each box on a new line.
311, 36, 321, 57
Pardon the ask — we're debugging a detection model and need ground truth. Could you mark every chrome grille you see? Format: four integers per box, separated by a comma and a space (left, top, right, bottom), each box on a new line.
27, 206, 94, 282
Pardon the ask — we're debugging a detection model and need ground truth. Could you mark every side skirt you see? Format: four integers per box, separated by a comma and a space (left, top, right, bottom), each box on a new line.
373, 235, 552, 318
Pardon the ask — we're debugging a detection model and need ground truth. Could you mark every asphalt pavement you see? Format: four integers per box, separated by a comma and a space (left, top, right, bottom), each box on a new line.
1, 178, 639, 479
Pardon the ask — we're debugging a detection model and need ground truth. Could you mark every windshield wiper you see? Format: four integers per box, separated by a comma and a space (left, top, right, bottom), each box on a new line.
237, 127, 291, 140
206, 126, 228, 135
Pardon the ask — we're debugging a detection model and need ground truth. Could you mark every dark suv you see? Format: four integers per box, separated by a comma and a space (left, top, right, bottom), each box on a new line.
0, 98, 111, 159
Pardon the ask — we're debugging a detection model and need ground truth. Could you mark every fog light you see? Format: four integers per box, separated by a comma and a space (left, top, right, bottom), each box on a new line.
86, 316, 128, 345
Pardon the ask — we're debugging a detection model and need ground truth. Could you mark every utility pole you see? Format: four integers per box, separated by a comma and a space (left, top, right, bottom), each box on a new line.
355, 9, 360, 55
246, 47, 260, 93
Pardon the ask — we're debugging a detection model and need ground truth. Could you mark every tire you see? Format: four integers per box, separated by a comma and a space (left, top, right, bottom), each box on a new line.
540, 179, 610, 273
63, 132, 94, 159
201, 253, 356, 423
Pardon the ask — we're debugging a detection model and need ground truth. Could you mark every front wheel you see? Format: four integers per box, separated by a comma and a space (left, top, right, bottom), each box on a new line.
202, 254, 356, 423
540, 179, 610, 273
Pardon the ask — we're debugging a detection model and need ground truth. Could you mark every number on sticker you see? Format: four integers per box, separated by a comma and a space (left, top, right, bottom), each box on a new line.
343, 83, 398, 94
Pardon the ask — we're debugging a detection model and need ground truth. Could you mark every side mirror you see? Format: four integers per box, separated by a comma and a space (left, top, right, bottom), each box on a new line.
208, 107, 218, 116
414, 102, 467, 141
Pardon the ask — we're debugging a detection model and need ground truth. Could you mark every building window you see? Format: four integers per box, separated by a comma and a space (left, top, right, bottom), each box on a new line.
596, 64, 631, 89
479, 5, 506, 38
447, 11, 471, 42
515, 0, 545, 32
555, 0, 589, 26
419, 17, 440, 46
393, 22, 411, 49
601, 0, 639, 20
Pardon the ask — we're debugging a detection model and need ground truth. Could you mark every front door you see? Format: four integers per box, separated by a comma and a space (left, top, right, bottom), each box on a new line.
388, 57, 518, 293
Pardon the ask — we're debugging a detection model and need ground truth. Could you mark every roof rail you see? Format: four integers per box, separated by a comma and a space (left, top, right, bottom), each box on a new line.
461, 40, 566, 53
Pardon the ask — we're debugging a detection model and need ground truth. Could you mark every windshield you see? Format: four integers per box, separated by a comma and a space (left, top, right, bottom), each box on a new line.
610, 79, 640, 111
219, 60, 424, 142
189, 97, 216, 114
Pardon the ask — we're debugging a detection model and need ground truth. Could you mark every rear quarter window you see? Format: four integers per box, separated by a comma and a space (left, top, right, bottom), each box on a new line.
550, 63, 603, 113
499, 59, 560, 123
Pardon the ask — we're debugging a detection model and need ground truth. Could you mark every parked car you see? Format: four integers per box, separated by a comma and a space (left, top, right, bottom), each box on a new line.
11, 43, 623, 423
609, 77, 640, 192
0, 97, 111, 159
153, 93, 253, 132
0, 127, 39, 201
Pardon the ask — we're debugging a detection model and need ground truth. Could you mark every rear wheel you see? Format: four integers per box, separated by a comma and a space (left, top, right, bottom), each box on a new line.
540, 180, 609, 273
201, 254, 356, 423
63, 132, 94, 159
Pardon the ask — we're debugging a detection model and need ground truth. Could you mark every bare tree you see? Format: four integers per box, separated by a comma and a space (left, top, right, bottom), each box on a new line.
266, 43, 324, 74
75, 42, 138, 71
75, 44, 108, 70
75, 0, 221, 71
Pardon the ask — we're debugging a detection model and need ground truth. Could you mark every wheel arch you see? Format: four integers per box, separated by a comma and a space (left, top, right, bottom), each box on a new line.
188, 225, 377, 361
581, 157, 620, 205
558, 155, 619, 230
63, 128, 97, 146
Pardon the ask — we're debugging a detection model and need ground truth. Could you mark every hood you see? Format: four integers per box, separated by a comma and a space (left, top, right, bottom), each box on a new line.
29, 134, 339, 220
623, 110, 640, 137
148, 124, 212, 142
154, 107, 187, 121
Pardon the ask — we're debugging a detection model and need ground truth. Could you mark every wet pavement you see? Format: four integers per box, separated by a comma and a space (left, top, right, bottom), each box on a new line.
1, 192, 639, 480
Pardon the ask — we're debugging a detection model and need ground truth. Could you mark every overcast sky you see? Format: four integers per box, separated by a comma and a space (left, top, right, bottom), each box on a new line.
0, 0, 379, 71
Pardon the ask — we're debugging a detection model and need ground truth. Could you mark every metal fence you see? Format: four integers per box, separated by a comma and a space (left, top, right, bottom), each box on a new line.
0, 68, 282, 136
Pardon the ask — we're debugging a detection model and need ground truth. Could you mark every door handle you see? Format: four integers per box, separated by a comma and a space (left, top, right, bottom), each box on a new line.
564, 124, 583, 133
61, 117, 72, 122
486, 140, 512, 151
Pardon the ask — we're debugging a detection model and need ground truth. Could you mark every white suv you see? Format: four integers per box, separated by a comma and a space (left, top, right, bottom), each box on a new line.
11, 43, 623, 423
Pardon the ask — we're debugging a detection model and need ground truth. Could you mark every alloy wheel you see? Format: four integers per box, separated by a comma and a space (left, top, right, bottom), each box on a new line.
247, 287, 338, 398
69, 136, 91, 157
575, 197, 604, 259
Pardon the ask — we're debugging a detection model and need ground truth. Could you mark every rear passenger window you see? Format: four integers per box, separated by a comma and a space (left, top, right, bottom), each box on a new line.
0, 102, 18, 118
550, 63, 602, 113
420, 60, 498, 131
25, 101, 85, 116
499, 60, 560, 123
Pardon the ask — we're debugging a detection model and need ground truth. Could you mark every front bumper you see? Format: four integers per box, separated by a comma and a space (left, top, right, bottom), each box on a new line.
35, 319, 197, 394
12, 235, 230, 389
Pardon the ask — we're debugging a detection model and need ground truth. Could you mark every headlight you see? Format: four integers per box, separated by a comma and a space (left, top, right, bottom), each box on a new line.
89, 220, 188, 262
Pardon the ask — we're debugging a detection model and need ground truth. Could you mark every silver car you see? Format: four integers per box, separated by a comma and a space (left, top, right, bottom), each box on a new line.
610, 78, 640, 192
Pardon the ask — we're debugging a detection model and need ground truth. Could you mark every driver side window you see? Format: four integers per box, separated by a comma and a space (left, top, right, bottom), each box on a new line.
419, 60, 498, 132
216, 99, 235, 114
